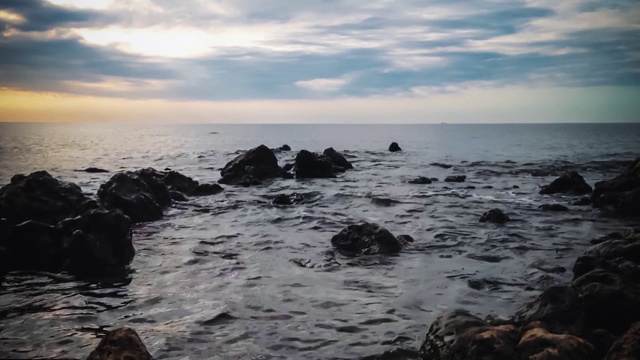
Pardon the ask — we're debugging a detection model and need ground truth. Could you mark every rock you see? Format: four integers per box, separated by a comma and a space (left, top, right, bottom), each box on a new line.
279, 144, 291, 151
604, 321, 640, 360
514, 286, 587, 335
430, 162, 453, 169
98, 170, 170, 223
219, 145, 286, 186
388, 142, 401, 152
397, 234, 415, 246
294, 150, 337, 179
0, 171, 96, 225
86, 327, 152, 360
4, 220, 60, 272
360, 348, 420, 360
539, 204, 570, 212
58, 208, 134, 277
169, 191, 188, 202
419, 310, 520, 360
573, 196, 592, 206
282, 163, 294, 172
444, 175, 466, 182
323, 147, 353, 171
80, 167, 109, 173
539, 171, 592, 195
408, 177, 432, 184
272, 194, 293, 205
517, 321, 595, 360
479, 209, 510, 224
592, 157, 640, 215
190, 183, 223, 196
572, 233, 640, 280
331, 223, 403, 256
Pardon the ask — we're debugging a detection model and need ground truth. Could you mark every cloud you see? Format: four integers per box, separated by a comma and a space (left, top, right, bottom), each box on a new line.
295, 76, 353, 92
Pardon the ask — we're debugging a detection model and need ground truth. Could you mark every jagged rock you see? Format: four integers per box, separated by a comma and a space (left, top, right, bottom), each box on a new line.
0, 171, 96, 225
280, 144, 291, 151
388, 142, 402, 152
86, 327, 152, 360
517, 322, 595, 360
572, 231, 640, 280
272, 194, 293, 205
479, 209, 510, 224
219, 145, 286, 186
323, 147, 353, 171
604, 321, 640, 360
539, 171, 592, 195
592, 157, 640, 215
444, 175, 466, 183
573, 196, 592, 206
514, 286, 587, 335
408, 177, 432, 184
294, 150, 337, 179
539, 204, 570, 212
169, 191, 189, 202
331, 223, 403, 256
4, 220, 60, 271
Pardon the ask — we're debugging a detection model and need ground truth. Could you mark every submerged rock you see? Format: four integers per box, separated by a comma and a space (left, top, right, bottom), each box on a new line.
81, 167, 109, 173
592, 157, 640, 215
479, 209, 510, 224
429, 162, 453, 169
272, 194, 293, 205
388, 142, 401, 152
444, 175, 466, 183
331, 223, 403, 256
408, 176, 432, 184
539, 171, 592, 195
86, 327, 152, 360
573, 196, 592, 206
219, 144, 287, 186
539, 204, 570, 212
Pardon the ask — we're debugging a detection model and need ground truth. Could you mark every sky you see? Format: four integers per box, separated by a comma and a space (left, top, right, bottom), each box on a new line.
0, 0, 639, 123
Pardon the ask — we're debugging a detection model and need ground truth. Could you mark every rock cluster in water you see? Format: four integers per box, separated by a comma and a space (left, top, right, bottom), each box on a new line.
592, 157, 640, 215
86, 327, 152, 360
331, 222, 408, 256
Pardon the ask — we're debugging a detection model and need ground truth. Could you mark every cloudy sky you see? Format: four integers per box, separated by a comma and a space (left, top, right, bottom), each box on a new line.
0, 0, 639, 123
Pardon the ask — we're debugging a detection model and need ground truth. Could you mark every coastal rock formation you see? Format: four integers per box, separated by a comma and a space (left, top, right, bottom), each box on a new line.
604, 321, 640, 360
279, 144, 291, 151
86, 327, 152, 360
479, 209, 510, 224
444, 175, 466, 183
163, 171, 223, 196
539, 171, 592, 195
219, 144, 287, 186
408, 176, 432, 184
592, 156, 640, 215
388, 142, 401, 152
293, 148, 353, 179
0, 171, 97, 225
331, 222, 403, 256
539, 204, 570, 211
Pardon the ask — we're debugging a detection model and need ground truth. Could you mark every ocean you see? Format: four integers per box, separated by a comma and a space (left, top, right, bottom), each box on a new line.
0, 122, 639, 359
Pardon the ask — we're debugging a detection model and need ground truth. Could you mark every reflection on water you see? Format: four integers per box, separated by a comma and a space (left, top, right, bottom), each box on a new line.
1, 123, 639, 359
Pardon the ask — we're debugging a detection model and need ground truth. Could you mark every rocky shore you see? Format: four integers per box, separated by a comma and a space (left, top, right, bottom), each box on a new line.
1, 144, 639, 359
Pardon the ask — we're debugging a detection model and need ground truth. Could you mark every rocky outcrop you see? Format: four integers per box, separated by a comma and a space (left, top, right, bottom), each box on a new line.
86, 328, 152, 360
539, 171, 592, 195
408, 177, 432, 184
163, 171, 223, 196
444, 175, 466, 183
293, 148, 353, 179
479, 209, 510, 224
219, 145, 288, 186
539, 204, 570, 211
604, 321, 640, 360
279, 144, 291, 151
592, 157, 640, 215
331, 223, 404, 256
388, 142, 402, 152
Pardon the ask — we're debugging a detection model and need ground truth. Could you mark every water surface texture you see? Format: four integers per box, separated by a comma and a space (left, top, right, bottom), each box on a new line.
1, 123, 639, 359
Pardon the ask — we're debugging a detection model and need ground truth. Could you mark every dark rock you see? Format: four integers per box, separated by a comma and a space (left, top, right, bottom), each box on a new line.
331, 223, 403, 256
58, 208, 134, 277
279, 144, 291, 151
397, 234, 414, 245
573, 196, 592, 206
282, 163, 294, 172
513, 185, 520, 189
360, 348, 420, 360
135, 168, 173, 207
592, 156, 640, 215
539, 171, 592, 195
4, 220, 60, 271
479, 209, 510, 224
219, 145, 286, 186
388, 142, 401, 152
591, 329, 618, 360
430, 162, 453, 169
294, 150, 337, 179
98, 170, 169, 223
272, 194, 293, 205
190, 183, 223, 196
81, 167, 109, 173
604, 321, 640, 360
465, 186, 476, 189
539, 204, 570, 212
169, 191, 188, 202
408, 176, 432, 184
517, 321, 595, 360
514, 286, 587, 335
572, 233, 640, 280
0, 171, 96, 225
444, 175, 466, 183
323, 147, 353, 171
86, 327, 152, 360
162, 171, 199, 194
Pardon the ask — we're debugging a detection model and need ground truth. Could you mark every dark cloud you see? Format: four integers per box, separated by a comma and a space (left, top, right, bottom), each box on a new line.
0, 0, 110, 32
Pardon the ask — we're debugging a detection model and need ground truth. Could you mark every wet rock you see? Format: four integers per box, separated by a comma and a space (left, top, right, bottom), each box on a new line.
86, 327, 152, 360
604, 321, 640, 360
429, 162, 453, 169
331, 223, 403, 256
4, 220, 60, 271
444, 175, 466, 183
592, 156, 640, 215
572, 233, 640, 280
294, 150, 336, 179
272, 194, 293, 205
479, 209, 510, 224
0, 171, 96, 225
98, 169, 171, 223
514, 286, 587, 335
408, 177, 432, 184
169, 191, 188, 202
219, 144, 286, 186
539, 204, 570, 212
397, 234, 414, 245
81, 167, 109, 173
323, 147, 353, 171
282, 163, 294, 172
573, 196, 592, 206
279, 144, 291, 151
539, 171, 592, 195
388, 142, 401, 152
361, 348, 420, 360
517, 321, 595, 360
419, 310, 520, 360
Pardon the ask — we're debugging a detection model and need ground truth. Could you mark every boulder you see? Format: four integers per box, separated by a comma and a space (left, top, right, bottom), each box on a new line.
3, 220, 60, 272
514, 286, 587, 336
444, 175, 466, 183
539, 171, 592, 195
604, 321, 640, 360
294, 150, 337, 179
592, 157, 640, 215
219, 145, 286, 186
430, 162, 453, 169
517, 322, 595, 360
81, 167, 109, 173
323, 147, 353, 171
539, 204, 570, 212
0, 171, 96, 225
408, 177, 432, 184
273, 194, 293, 205
572, 196, 592, 206
479, 209, 510, 224
331, 223, 403, 256
86, 327, 152, 360
388, 142, 402, 152
279, 144, 291, 151
163, 171, 223, 196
